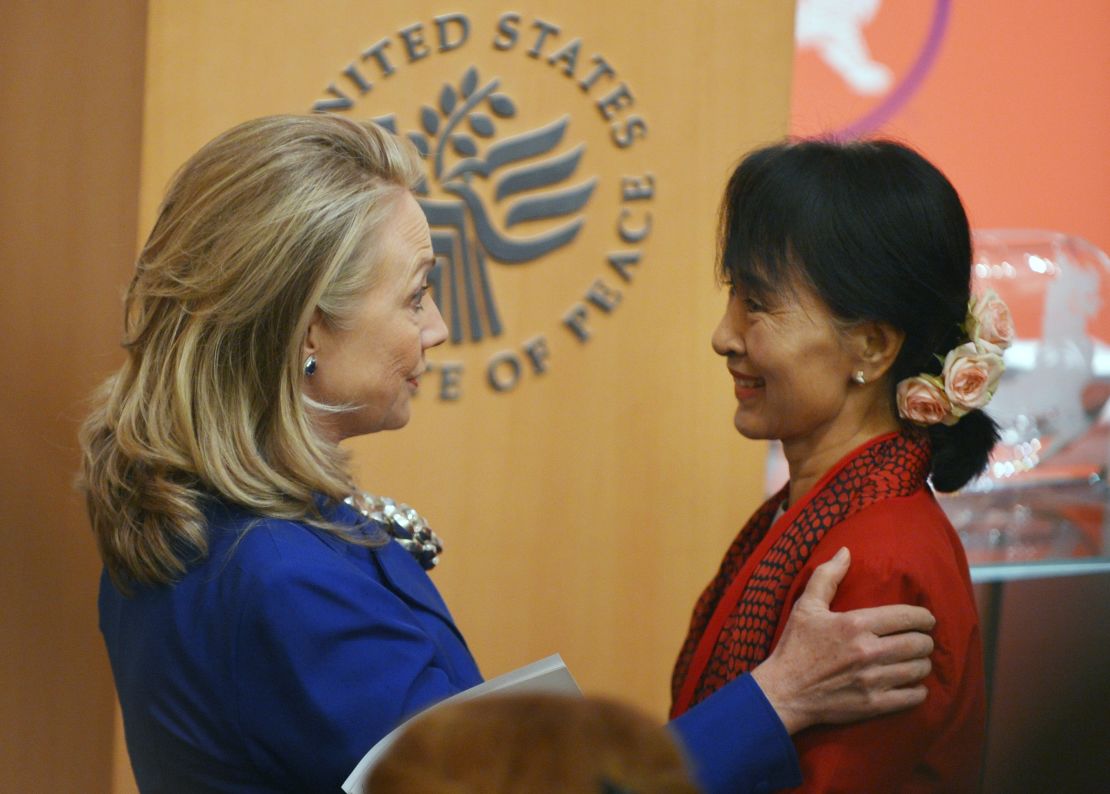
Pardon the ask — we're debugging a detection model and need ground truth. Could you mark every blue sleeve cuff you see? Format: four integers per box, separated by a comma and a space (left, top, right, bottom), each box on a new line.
668, 674, 802, 794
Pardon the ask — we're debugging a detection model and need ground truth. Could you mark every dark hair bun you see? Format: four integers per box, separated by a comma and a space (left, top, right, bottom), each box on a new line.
927, 409, 1000, 492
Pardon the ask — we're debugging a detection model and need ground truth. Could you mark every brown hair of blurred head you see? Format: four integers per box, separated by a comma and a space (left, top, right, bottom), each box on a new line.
368, 693, 701, 793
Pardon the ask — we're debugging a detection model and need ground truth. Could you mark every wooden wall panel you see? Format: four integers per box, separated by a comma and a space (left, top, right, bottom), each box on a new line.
0, 1, 148, 792
128, 0, 794, 782
140, 0, 794, 710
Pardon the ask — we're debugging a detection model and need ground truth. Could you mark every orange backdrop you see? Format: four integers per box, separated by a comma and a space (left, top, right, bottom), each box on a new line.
790, 0, 1109, 339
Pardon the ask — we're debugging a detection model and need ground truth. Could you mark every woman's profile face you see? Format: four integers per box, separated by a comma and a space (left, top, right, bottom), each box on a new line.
305, 191, 447, 441
711, 277, 857, 445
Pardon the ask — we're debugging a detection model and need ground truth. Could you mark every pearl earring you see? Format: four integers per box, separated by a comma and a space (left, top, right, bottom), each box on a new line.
852, 370, 866, 385
304, 354, 317, 377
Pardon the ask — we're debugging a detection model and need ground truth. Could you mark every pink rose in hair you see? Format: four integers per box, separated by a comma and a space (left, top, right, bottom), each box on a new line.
942, 342, 1004, 414
896, 375, 954, 426
968, 290, 1015, 352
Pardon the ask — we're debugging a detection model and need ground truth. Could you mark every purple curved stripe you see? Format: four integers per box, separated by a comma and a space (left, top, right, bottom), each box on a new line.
832, 0, 951, 140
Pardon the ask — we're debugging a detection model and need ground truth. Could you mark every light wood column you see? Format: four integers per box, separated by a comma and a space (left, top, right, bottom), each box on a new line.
0, 2, 148, 792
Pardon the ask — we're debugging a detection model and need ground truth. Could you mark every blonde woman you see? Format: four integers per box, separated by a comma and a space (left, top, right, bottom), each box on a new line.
82, 115, 937, 793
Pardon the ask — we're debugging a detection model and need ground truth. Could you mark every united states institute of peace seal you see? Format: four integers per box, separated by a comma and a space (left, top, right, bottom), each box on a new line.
313, 11, 656, 399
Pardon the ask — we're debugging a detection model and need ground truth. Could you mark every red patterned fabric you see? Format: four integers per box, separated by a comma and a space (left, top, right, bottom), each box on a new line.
671, 430, 985, 792
671, 431, 931, 716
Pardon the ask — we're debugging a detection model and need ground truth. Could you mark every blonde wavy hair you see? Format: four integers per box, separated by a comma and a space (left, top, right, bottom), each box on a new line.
79, 114, 423, 591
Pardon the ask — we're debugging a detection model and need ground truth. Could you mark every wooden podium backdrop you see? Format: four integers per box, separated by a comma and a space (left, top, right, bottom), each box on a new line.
123, 0, 794, 786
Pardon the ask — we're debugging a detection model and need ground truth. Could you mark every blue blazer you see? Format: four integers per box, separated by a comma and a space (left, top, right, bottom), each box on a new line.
100, 499, 799, 793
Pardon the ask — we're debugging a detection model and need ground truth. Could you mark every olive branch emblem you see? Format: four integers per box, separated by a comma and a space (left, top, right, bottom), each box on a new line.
375, 66, 596, 343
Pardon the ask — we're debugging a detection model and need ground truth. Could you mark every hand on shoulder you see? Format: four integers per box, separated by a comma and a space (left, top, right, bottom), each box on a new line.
750, 547, 935, 734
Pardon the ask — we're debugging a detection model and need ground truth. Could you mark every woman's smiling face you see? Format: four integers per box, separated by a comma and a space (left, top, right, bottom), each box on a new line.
305, 191, 447, 441
711, 279, 858, 445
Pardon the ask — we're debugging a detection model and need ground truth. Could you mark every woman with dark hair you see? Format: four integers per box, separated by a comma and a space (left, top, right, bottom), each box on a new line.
671, 139, 1003, 792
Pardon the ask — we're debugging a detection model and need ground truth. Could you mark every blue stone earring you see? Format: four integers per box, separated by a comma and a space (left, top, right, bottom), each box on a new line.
303, 354, 317, 377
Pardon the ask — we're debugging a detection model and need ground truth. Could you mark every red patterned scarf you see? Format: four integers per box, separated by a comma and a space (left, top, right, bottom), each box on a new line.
670, 431, 932, 717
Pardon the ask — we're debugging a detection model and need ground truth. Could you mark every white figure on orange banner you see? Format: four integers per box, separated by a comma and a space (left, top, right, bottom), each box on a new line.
796, 0, 893, 95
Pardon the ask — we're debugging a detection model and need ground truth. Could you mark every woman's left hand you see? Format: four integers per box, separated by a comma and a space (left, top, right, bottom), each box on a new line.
750, 547, 935, 734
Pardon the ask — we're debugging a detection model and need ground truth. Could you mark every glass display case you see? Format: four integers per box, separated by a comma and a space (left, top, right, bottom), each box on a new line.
943, 230, 1110, 584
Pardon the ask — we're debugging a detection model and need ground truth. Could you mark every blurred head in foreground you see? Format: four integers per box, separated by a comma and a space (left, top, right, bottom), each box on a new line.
369, 693, 701, 793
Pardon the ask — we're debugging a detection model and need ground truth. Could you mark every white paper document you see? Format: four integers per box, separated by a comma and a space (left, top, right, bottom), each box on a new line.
342, 653, 581, 793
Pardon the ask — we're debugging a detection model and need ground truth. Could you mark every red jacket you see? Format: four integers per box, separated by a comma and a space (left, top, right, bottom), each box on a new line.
673, 432, 985, 792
